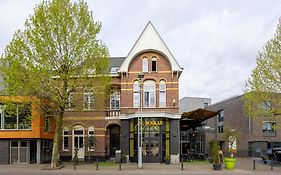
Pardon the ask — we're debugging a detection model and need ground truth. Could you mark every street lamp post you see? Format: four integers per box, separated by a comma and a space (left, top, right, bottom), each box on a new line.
137, 73, 144, 168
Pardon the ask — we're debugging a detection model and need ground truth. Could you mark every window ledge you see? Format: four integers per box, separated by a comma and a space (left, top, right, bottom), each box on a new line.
263, 132, 276, 137
0, 129, 32, 131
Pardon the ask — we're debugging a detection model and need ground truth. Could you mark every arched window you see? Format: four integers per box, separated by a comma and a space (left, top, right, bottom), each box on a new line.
62, 127, 69, 151
142, 57, 148, 72
88, 126, 95, 151
143, 80, 156, 107
159, 80, 166, 107
151, 57, 157, 72
133, 81, 140, 108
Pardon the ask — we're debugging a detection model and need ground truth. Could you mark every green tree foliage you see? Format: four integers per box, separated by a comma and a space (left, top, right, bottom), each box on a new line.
244, 19, 281, 119
0, 0, 110, 167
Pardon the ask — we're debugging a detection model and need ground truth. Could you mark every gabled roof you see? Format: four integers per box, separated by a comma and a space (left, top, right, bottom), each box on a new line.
119, 21, 183, 73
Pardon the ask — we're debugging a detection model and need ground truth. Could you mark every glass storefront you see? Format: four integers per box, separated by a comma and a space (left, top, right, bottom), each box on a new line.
129, 118, 170, 163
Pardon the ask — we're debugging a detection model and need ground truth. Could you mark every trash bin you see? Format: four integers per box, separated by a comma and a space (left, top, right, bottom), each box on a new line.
115, 150, 121, 163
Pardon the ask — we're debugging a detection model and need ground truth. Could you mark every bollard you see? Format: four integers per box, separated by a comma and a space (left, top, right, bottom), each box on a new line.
253, 159, 255, 170
181, 157, 184, 171
74, 160, 76, 171
271, 163, 273, 170
96, 158, 99, 171
119, 161, 121, 171
73, 148, 78, 171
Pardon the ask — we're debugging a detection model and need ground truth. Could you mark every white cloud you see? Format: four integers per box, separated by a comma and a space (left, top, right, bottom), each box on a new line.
1, 0, 281, 103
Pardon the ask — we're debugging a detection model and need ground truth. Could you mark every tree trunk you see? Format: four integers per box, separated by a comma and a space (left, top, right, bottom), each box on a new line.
51, 110, 63, 168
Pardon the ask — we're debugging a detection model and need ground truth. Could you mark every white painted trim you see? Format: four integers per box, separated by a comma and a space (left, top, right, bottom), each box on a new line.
119, 112, 181, 120
119, 22, 182, 73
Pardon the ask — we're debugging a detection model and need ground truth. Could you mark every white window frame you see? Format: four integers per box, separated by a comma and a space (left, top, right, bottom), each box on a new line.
0, 104, 31, 130
83, 89, 94, 110
66, 90, 74, 110
143, 80, 156, 108
110, 91, 120, 110
142, 57, 148, 72
62, 127, 69, 151
133, 81, 140, 108
263, 121, 276, 133
159, 80, 166, 107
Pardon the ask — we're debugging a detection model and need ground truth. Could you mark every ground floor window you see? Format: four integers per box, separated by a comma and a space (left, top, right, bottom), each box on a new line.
10, 140, 29, 164
62, 127, 69, 151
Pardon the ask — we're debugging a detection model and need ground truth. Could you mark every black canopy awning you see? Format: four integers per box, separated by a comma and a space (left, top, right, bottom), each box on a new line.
181, 108, 218, 130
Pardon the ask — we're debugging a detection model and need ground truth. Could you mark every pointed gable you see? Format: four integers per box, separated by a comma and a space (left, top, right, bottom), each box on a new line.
119, 22, 182, 73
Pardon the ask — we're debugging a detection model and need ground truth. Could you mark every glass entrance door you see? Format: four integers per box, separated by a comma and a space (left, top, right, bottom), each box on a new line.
73, 125, 85, 159
74, 136, 84, 158
142, 120, 161, 163
10, 141, 29, 164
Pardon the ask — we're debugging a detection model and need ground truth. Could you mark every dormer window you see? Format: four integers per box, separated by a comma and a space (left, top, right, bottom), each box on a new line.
142, 57, 148, 72
152, 57, 157, 72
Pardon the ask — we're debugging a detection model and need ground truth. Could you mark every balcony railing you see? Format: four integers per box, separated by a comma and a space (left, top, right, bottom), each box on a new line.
105, 109, 120, 117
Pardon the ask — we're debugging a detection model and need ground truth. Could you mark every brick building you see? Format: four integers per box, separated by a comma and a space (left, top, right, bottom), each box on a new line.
60, 22, 183, 163
205, 95, 281, 157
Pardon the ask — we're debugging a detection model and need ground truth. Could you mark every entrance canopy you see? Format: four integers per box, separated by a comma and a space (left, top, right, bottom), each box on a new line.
181, 108, 218, 130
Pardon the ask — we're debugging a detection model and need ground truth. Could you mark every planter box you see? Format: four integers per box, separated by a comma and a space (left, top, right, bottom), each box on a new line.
213, 163, 222, 170
165, 160, 170, 164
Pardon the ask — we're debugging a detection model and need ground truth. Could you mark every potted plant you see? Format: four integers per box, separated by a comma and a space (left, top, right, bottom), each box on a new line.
224, 128, 239, 170
209, 140, 222, 170
164, 155, 171, 164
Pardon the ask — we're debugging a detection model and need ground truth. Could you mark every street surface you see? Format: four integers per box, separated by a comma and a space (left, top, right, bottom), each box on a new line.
0, 158, 280, 175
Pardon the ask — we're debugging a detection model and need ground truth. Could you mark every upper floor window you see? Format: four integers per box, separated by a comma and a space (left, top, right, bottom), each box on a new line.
260, 100, 272, 110
159, 80, 166, 107
66, 89, 74, 110
143, 80, 156, 107
263, 121, 276, 133
110, 91, 120, 110
133, 81, 140, 108
151, 57, 157, 72
109, 66, 119, 74
204, 102, 209, 108
44, 115, 51, 133
142, 57, 148, 72
218, 125, 224, 133
83, 89, 94, 110
218, 110, 224, 122
0, 103, 31, 130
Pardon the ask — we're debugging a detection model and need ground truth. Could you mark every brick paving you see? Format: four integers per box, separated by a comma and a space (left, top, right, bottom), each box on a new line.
0, 158, 280, 175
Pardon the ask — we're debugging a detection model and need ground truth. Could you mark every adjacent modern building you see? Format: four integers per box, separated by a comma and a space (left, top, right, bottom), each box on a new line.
0, 96, 55, 164
205, 95, 281, 157
179, 97, 213, 157
179, 97, 211, 113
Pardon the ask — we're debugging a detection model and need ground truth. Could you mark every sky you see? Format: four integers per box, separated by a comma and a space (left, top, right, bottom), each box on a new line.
0, 0, 281, 103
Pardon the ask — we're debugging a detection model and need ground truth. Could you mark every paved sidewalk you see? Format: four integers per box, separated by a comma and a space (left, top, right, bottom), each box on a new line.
0, 158, 280, 175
